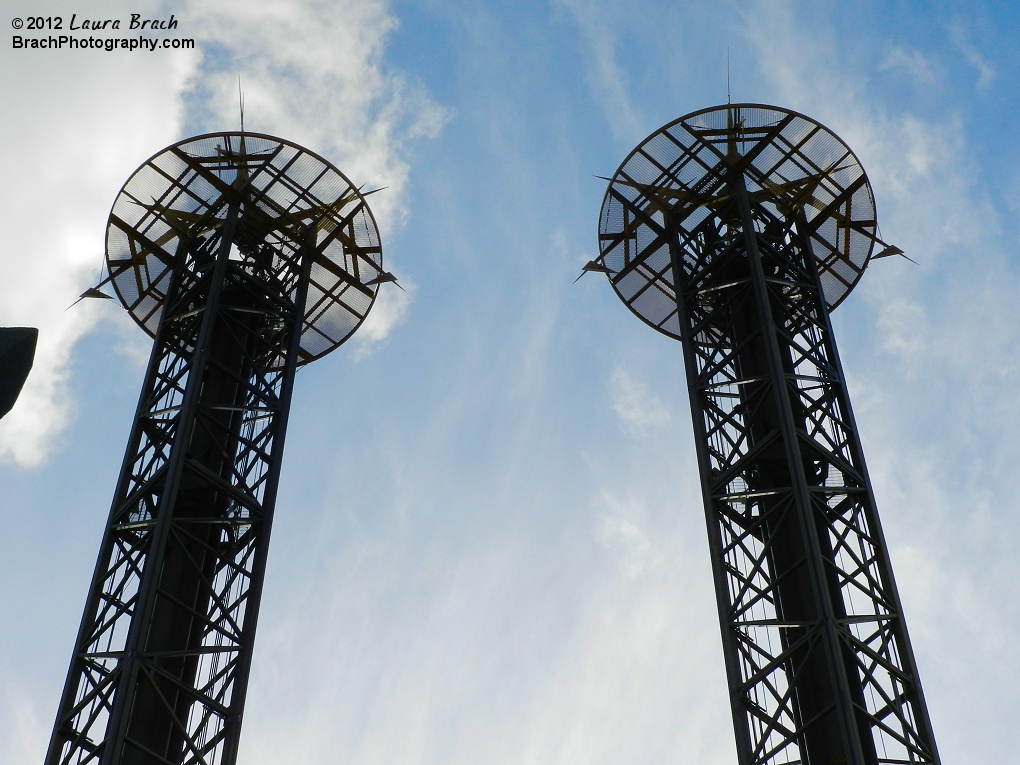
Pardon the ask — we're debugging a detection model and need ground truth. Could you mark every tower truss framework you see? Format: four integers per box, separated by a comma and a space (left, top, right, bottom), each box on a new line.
48, 133, 384, 765
597, 105, 940, 765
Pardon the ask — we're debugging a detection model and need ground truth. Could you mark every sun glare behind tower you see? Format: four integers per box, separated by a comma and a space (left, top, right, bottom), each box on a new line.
47, 132, 386, 765
593, 104, 940, 765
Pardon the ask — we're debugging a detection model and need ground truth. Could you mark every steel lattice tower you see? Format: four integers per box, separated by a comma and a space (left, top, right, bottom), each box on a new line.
47, 132, 388, 765
593, 105, 940, 765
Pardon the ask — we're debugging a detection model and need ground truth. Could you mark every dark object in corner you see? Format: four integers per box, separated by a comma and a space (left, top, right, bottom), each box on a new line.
0, 327, 38, 419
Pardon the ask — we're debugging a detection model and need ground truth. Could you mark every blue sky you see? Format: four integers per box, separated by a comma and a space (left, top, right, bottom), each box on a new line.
2, 0, 1020, 762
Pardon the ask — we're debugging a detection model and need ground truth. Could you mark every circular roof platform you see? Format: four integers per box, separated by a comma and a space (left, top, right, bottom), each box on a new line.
106, 132, 384, 363
598, 104, 877, 339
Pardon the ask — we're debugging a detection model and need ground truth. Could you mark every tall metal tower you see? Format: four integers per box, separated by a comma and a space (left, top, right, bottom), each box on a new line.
47, 132, 388, 765
593, 104, 939, 765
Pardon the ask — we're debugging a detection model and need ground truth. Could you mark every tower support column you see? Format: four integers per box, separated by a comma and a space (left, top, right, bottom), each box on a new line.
47, 132, 387, 765
597, 104, 941, 765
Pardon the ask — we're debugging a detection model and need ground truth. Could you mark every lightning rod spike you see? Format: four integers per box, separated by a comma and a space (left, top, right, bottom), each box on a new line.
727, 47, 731, 105
238, 75, 245, 134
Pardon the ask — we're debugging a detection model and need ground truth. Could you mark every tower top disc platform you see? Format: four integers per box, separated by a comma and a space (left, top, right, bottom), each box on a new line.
106, 131, 384, 363
598, 103, 877, 339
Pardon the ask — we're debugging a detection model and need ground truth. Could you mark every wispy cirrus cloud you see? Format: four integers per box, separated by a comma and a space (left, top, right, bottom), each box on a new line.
553, 0, 643, 142
609, 366, 672, 435
949, 21, 997, 91
879, 46, 938, 88
593, 487, 665, 579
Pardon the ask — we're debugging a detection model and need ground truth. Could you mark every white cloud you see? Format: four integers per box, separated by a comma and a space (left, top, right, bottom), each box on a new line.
353, 278, 415, 360
874, 297, 928, 377
949, 22, 997, 91
609, 367, 671, 435
179, 0, 449, 234
593, 488, 665, 579
1, 684, 47, 765
0, 0, 197, 466
553, 0, 643, 142
481, 582, 727, 765
879, 46, 938, 87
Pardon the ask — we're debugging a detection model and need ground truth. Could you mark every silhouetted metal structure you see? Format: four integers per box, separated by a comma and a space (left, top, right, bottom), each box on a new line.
593, 105, 939, 765
48, 132, 387, 765
0, 326, 37, 418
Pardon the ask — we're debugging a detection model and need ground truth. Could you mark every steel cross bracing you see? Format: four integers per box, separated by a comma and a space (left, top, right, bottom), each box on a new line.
47, 134, 382, 765
597, 106, 940, 765
47, 214, 306, 765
